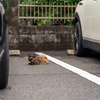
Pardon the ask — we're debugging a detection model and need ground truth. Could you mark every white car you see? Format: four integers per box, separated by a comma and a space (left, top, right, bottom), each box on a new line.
74, 0, 100, 56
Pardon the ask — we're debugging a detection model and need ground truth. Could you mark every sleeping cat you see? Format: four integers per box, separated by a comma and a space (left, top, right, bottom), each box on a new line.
28, 54, 49, 65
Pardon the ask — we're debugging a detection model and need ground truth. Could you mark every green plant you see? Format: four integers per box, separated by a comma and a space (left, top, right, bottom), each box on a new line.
20, 0, 81, 26
3, 0, 8, 9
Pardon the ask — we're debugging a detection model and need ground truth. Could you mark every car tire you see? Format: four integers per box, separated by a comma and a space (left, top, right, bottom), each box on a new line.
0, 26, 9, 89
73, 22, 89, 56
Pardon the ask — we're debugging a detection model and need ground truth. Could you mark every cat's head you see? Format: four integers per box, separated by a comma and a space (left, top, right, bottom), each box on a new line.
28, 54, 36, 62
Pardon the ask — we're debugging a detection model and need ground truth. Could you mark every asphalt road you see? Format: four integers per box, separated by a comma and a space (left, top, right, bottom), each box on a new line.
0, 51, 100, 100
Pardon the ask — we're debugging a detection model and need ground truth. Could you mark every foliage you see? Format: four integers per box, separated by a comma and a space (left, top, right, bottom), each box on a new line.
20, 0, 80, 5
20, 0, 81, 26
3, 0, 8, 9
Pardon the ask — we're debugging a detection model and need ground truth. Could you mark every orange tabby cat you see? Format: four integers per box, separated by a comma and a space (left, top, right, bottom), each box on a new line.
28, 54, 49, 65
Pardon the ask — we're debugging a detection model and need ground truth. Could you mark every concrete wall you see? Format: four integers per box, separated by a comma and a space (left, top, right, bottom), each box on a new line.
8, 0, 74, 51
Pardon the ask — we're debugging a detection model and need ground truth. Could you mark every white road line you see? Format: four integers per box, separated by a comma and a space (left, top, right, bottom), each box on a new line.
35, 52, 100, 86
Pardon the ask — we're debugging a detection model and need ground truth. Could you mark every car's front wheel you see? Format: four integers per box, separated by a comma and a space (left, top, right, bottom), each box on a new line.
73, 22, 89, 56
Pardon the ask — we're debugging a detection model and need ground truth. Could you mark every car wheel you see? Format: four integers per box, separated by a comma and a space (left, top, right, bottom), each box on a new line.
0, 26, 9, 89
73, 22, 89, 56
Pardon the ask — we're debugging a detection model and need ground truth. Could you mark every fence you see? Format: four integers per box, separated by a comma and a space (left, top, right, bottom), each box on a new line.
18, 0, 77, 25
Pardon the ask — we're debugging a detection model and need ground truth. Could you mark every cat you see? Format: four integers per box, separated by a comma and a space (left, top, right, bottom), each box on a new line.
28, 53, 49, 65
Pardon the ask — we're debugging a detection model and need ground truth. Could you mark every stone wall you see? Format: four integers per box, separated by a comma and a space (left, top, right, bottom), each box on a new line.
8, 0, 74, 51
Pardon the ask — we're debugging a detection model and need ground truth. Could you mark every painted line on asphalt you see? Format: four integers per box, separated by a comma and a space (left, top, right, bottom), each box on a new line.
35, 52, 100, 86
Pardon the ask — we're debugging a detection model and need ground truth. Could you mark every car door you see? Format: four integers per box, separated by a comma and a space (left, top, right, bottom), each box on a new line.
79, 0, 93, 40
90, 0, 100, 44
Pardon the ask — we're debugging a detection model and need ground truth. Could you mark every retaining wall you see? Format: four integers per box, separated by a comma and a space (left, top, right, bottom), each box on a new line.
8, 0, 74, 51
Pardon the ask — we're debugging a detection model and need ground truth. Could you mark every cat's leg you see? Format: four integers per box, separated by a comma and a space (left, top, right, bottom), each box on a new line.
29, 62, 33, 65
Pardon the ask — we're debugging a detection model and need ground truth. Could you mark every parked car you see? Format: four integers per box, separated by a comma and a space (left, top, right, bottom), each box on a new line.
74, 0, 100, 56
0, 0, 9, 89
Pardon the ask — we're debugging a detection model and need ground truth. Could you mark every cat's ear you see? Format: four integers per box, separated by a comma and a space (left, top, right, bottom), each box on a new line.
33, 54, 36, 58
28, 54, 31, 57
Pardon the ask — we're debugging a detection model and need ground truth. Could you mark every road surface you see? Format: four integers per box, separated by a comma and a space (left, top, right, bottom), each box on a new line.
0, 51, 100, 100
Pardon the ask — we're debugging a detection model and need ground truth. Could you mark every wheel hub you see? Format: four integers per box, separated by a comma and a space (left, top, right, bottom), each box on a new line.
74, 27, 79, 51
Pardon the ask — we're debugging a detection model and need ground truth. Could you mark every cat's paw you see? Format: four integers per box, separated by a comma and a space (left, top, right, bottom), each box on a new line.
29, 62, 32, 65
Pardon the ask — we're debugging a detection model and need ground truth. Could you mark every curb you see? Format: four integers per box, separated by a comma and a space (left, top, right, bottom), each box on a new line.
9, 50, 20, 56
67, 49, 74, 56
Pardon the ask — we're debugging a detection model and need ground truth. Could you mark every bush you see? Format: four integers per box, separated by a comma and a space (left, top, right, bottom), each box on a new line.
3, 0, 8, 9
20, 0, 81, 26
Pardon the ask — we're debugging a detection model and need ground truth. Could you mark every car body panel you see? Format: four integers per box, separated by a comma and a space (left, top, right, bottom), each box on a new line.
75, 0, 93, 40
74, 0, 100, 53
90, 0, 100, 43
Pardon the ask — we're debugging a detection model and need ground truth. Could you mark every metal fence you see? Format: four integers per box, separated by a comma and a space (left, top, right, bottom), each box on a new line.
18, 0, 77, 25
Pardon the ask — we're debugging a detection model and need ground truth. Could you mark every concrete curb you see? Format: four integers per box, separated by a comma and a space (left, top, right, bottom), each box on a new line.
9, 50, 20, 56
66, 49, 74, 56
